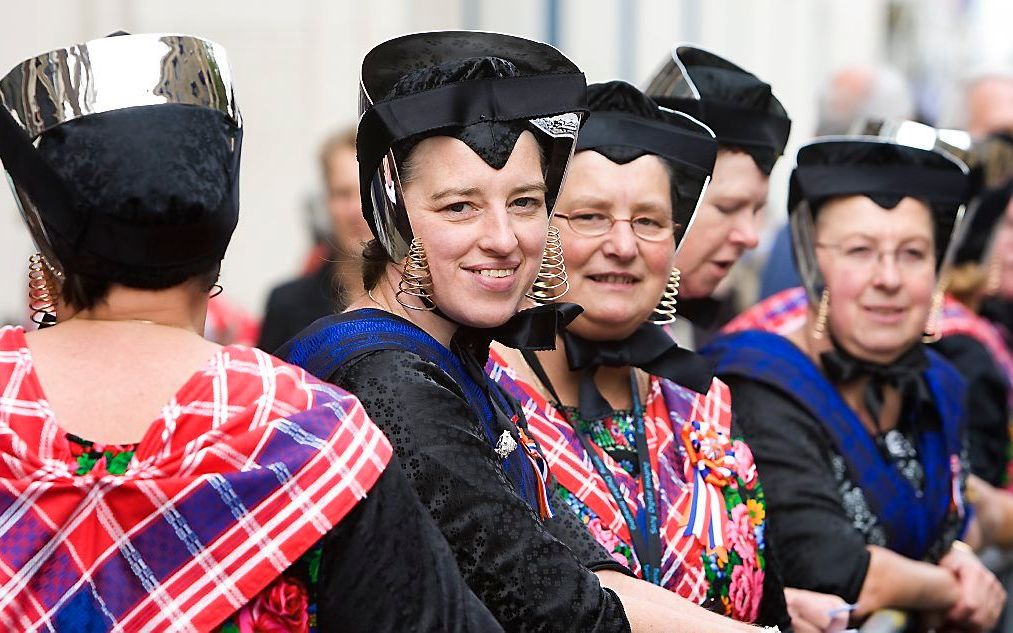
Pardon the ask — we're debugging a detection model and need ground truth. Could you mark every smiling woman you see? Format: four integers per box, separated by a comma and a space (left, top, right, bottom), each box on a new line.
703, 135, 1008, 629
276, 31, 657, 632
488, 79, 808, 629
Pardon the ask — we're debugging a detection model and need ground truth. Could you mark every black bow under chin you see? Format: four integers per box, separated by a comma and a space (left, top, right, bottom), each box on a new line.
820, 340, 932, 427
452, 302, 584, 384
564, 323, 715, 420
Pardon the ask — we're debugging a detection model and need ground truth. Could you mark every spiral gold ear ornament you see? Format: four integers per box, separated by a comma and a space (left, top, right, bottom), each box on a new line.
396, 237, 436, 311
923, 288, 944, 343
649, 267, 681, 325
986, 256, 1001, 295
525, 225, 569, 304
811, 288, 831, 340
28, 253, 58, 325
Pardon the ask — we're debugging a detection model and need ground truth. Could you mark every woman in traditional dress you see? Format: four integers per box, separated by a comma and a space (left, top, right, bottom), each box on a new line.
703, 136, 1006, 630
281, 31, 766, 633
487, 80, 847, 632
722, 125, 1013, 548
644, 44, 792, 349
0, 33, 498, 632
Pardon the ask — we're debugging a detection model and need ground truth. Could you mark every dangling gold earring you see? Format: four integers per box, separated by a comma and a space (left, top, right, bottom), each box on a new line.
650, 267, 681, 325
28, 253, 58, 325
923, 288, 945, 343
986, 256, 1001, 295
526, 225, 569, 304
812, 288, 830, 340
396, 236, 436, 311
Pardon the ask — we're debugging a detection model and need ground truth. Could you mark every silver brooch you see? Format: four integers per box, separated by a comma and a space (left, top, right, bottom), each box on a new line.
495, 430, 518, 458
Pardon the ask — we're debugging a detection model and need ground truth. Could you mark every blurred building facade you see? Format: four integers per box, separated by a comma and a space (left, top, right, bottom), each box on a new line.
0, 0, 1009, 323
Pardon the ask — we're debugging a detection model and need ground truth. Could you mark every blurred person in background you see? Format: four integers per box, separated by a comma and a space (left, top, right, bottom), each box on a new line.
965, 73, 1013, 140
759, 65, 915, 300
704, 136, 1005, 631
645, 45, 791, 350
0, 33, 498, 632
258, 127, 372, 352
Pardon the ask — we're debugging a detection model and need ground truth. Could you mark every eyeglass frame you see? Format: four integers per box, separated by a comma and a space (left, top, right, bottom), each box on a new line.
553, 211, 677, 242
814, 240, 936, 273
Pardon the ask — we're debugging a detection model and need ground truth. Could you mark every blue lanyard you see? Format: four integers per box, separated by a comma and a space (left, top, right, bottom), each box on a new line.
523, 353, 663, 584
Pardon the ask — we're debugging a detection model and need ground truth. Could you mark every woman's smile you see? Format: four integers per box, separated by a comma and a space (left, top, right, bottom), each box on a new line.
463, 262, 522, 291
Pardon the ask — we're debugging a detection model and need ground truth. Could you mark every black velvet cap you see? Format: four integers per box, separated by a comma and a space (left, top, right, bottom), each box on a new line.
575, 80, 717, 244
356, 31, 588, 261
645, 45, 791, 174
789, 138, 971, 265
0, 33, 243, 288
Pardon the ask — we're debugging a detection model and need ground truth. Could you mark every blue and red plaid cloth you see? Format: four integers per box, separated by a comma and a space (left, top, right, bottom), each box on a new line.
725, 287, 1013, 399
0, 326, 391, 631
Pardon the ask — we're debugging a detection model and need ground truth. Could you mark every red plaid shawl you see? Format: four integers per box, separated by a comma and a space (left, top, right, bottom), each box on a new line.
0, 326, 391, 631
725, 287, 1013, 394
488, 350, 768, 620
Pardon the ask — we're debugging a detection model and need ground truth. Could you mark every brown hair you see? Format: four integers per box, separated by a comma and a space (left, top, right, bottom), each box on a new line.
318, 126, 357, 182
944, 262, 988, 311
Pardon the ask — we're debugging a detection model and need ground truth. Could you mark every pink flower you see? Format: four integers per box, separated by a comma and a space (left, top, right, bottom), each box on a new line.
724, 505, 757, 566
732, 440, 758, 489
587, 517, 621, 553
236, 575, 309, 633
729, 564, 763, 622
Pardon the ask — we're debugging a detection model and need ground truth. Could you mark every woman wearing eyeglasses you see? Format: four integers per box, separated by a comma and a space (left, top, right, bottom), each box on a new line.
702, 137, 1006, 630
488, 81, 802, 628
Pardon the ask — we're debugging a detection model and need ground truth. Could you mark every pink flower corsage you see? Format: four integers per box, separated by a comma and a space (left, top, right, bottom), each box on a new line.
236, 575, 309, 633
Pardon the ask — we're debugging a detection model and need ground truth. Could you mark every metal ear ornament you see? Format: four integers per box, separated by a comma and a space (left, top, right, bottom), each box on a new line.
525, 225, 569, 304
649, 267, 681, 325
28, 253, 59, 325
812, 288, 830, 340
396, 237, 436, 311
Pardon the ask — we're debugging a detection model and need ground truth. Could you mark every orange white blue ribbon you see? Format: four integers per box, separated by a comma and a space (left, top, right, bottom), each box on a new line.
681, 419, 737, 553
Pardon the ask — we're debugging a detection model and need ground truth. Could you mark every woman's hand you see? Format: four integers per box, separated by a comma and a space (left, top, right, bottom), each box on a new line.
938, 544, 1006, 631
784, 588, 851, 633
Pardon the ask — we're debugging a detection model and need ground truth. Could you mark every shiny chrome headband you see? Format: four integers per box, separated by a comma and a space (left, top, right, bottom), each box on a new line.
851, 118, 972, 163
0, 33, 241, 140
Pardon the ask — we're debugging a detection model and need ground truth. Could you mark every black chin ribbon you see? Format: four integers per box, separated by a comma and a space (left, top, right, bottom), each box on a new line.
820, 340, 932, 427
563, 323, 715, 420
452, 302, 584, 384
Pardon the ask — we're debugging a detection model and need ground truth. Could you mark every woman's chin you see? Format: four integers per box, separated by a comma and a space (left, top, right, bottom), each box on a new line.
567, 311, 646, 342
438, 297, 525, 330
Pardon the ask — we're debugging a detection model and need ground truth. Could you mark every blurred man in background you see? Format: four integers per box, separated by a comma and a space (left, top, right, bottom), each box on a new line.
966, 73, 1013, 139
257, 127, 371, 352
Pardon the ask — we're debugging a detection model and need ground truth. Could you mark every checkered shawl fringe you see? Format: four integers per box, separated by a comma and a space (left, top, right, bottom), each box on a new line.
723, 287, 809, 337
725, 287, 1013, 398
487, 349, 751, 605
0, 326, 391, 632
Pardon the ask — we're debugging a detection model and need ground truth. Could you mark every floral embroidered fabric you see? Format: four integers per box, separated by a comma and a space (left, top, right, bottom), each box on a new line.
488, 350, 784, 624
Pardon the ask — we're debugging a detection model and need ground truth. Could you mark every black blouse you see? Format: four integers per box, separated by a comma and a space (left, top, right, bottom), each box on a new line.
316, 458, 502, 632
332, 349, 631, 632
724, 377, 966, 604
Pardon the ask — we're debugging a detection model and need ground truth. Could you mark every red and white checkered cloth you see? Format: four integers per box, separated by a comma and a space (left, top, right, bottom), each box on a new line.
0, 326, 390, 631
